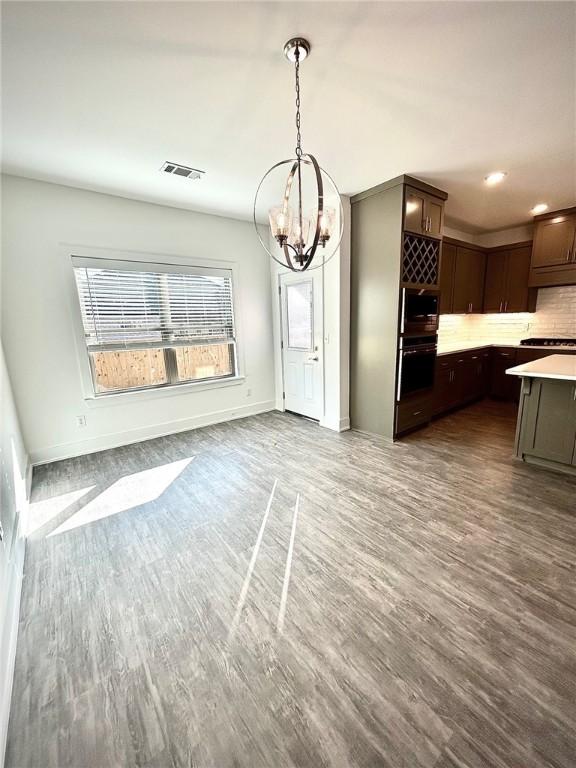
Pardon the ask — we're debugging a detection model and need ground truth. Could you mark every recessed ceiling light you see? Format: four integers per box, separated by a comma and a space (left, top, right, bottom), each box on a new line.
530, 203, 549, 215
484, 171, 507, 185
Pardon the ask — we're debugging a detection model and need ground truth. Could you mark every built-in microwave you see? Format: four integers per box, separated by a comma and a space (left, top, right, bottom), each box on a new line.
401, 288, 439, 336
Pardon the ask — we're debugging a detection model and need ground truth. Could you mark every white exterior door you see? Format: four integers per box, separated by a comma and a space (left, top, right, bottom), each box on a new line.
280, 271, 323, 420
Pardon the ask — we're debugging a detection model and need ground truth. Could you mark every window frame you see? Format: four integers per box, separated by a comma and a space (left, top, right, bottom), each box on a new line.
65, 247, 245, 403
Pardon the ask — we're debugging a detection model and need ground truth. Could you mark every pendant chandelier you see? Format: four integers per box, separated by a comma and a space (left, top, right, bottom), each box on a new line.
253, 38, 343, 272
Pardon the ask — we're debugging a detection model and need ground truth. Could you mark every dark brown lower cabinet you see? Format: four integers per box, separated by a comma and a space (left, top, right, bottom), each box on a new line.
490, 348, 518, 401
434, 346, 576, 419
396, 391, 432, 434
433, 364, 456, 415
433, 349, 490, 416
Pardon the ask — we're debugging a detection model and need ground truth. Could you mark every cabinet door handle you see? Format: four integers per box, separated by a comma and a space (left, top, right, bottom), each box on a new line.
567, 248, 572, 262
413, 410, 423, 416
504, 300, 508, 312
499, 300, 502, 312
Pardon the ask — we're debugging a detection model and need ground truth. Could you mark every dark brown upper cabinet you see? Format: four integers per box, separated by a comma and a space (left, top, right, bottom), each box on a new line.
483, 250, 507, 312
483, 244, 534, 313
529, 207, 576, 288
439, 242, 457, 314
404, 186, 444, 240
452, 246, 486, 313
532, 212, 576, 267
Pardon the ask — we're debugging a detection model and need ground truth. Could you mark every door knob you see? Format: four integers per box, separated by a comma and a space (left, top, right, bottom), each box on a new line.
309, 356, 319, 361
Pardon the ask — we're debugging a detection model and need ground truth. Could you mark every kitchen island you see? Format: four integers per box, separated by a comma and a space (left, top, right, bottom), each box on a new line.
506, 355, 576, 476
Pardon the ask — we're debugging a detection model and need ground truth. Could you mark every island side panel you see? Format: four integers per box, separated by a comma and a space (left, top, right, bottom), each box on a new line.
517, 377, 576, 474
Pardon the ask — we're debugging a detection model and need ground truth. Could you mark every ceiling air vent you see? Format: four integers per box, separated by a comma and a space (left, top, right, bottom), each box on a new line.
160, 162, 204, 180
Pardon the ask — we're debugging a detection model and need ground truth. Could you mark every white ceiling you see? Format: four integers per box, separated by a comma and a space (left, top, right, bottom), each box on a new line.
2, 1, 575, 233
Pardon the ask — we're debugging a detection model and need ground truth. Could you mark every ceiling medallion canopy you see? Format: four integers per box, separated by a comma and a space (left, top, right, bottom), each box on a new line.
254, 38, 343, 272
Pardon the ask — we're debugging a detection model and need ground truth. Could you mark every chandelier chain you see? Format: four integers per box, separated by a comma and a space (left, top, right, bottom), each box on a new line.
294, 46, 302, 158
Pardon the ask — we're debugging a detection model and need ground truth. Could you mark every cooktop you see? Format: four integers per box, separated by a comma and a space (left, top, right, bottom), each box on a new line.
521, 337, 576, 347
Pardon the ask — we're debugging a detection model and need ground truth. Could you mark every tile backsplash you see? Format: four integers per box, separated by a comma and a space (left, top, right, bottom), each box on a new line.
438, 285, 576, 350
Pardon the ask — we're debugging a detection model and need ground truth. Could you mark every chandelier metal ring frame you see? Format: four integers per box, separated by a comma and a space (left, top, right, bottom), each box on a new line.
253, 36, 343, 272
253, 156, 344, 272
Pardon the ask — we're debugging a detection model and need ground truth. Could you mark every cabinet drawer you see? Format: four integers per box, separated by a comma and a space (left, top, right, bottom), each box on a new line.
436, 354, 458, 371
396, 393, 432, 434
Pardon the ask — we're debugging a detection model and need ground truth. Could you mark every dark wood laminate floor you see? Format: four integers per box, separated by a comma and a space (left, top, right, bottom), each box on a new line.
6, 400, 576, 768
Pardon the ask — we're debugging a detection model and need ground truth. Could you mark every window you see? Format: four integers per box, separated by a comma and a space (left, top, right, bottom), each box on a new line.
72, 257, 237, 395
286, 281, 313, 350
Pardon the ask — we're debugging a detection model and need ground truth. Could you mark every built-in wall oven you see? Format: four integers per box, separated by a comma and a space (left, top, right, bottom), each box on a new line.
401, 288, 440, 336
397, 335, 437, 401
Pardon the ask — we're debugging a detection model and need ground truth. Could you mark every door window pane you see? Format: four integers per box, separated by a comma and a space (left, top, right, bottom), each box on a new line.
286, 281, 313, 350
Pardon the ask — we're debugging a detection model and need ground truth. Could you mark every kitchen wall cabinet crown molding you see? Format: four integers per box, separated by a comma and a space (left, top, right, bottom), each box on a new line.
350, 174, 448, 205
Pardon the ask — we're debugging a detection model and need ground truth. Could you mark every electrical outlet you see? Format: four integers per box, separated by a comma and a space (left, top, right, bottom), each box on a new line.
76, 415, 87, 428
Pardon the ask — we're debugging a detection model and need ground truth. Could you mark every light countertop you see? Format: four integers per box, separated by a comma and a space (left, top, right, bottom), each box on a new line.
506, 354, 576, 382
437, 343, 510, 356
437, 342, 576, 357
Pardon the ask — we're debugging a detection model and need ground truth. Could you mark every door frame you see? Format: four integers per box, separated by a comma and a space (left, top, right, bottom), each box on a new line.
277, 269, 325, 421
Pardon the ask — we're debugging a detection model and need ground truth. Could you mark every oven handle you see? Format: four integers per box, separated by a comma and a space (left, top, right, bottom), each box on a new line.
402, 346, 437, 356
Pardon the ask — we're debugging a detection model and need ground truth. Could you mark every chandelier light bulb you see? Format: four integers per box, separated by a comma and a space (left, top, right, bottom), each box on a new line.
268, 205, 292, 245
319, 207, 335, 245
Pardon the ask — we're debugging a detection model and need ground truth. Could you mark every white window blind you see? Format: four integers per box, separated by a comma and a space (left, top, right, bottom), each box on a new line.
71, 257, 237, 395
73, 263, 235, 350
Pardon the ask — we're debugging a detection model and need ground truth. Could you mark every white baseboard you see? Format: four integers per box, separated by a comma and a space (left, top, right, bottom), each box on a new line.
0, 532, 25, 768
320, 415, 351, 432
31, 400, 276, 465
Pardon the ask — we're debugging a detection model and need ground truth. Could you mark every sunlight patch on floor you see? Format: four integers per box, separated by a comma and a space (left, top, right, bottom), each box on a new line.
47, 457, 194, 537
28, 485, 96, 535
